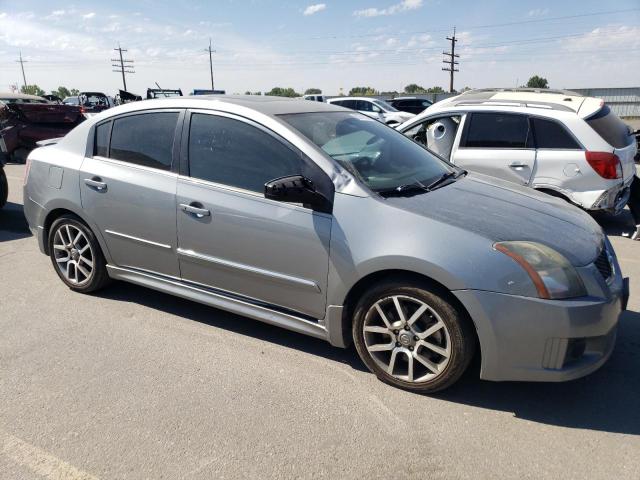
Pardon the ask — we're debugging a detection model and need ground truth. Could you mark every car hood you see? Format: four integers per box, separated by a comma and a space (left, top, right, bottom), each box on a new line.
384, 173, 604, 267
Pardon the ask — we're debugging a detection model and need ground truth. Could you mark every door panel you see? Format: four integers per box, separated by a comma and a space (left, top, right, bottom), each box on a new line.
176, 179, 331, 318
452, 148, 536, 185
80, 158, 180, 277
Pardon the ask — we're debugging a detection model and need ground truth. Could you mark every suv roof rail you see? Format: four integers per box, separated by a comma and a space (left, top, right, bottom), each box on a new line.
461, 87, 583, 96
452, 99, 575, 112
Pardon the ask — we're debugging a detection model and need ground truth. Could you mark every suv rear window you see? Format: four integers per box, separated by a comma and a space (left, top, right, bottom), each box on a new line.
463, 112, 532, 149
531, 118, 580, 149
586, 105, 632, 149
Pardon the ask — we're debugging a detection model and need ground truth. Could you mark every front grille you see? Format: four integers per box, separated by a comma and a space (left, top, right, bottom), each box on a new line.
594, 247, 613, 282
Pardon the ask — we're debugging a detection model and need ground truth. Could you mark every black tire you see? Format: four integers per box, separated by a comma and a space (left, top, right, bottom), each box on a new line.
48, 214, 111, 293
0, 168, 7, 210
352, 280, 475, 393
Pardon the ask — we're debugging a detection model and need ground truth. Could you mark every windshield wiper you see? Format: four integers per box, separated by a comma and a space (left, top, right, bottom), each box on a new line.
377, 170, 467, 197
425, 169, 468, 191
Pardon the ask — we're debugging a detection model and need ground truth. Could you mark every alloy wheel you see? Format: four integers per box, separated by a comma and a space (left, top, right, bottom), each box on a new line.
52, 224, 95, 286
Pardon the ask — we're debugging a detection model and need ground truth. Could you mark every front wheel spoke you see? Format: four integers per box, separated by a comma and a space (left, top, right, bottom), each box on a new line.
387, 349, 398, 375
419, 320, 445, 340
420, 340, 450, 358
76, 263, 91, 279
406, 304, 428, 326
73, 263, 79, 283
56, 255, 70, 263
364, 325, 390, 335
53, 244, 66, 251
414, 352, 440, 373
72, 231, 83, 247
374, 304, 392, 329
78, 244, 91, 254
368, 342, 394, 352
64, 226, 73, 247
79, 256, 93, 268
406, 353, 414, 381
392, 296, 407, 324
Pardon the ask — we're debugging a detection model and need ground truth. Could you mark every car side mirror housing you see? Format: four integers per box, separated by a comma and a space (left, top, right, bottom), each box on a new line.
264, 175, 332, 214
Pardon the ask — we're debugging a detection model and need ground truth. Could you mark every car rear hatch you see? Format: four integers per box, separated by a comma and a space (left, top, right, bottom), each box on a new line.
8, 103, 84, 125
580, 101, 637, 182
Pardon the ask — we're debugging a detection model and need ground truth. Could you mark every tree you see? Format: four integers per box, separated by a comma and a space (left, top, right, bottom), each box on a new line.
267, 87, 301, 97
51, 86, 72, 99
525, 75, 549, 89
304, 88, 322, 95
425, 86, 445, 93
70, 88, 80, 96
20, 84, 45, 96
348, 86, 378, 96
404, 83, 426, 94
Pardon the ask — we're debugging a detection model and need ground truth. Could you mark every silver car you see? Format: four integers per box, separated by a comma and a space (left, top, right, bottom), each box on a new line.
23, 96, 629, 392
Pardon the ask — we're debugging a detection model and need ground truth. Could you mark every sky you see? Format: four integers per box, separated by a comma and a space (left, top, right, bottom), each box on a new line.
0, 0, 639, 96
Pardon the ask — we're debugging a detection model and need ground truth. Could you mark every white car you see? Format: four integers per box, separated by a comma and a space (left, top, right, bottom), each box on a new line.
303, 94, 327, 102
327, 97, 414, 126
397, 88, 637, 214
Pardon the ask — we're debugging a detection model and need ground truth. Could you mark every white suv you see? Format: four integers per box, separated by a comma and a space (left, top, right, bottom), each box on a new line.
327, 97, 414, 126
397, 88, 637, 214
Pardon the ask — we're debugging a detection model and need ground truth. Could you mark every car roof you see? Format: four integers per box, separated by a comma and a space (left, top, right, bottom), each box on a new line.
433, 88, 603, 118
328, 97, 380, 102
0, 92, 46, 101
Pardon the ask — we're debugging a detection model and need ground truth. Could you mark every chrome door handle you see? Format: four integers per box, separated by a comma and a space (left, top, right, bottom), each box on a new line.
179, 203, 210, 218
509, 162, 528, 169
84, 178, 107, 191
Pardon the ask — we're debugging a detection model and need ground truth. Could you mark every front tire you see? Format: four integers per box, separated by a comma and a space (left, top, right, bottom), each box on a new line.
352, 281, 475, 393
48, 214, 110, 293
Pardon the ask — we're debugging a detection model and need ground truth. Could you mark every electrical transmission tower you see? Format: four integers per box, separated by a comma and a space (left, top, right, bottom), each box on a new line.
442, 27, 459, 93
16, 51, 28, 88
111, 44, 135, 91
204, 38, 216, 90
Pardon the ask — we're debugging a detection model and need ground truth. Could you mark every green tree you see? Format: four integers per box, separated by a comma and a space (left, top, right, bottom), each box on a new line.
348, 86, 378, 96
20, 84, 45, 96
51, 86, 73, 99
70, 88, 80, 96
304, 88, 322, 95
244, 91, 252, 95
425, 86, 445, 93
267, 87, 301, 97
525, 75, 549, 89
404, 83, 426, 94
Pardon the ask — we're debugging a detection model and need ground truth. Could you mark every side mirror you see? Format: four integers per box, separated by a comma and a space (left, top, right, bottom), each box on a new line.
264, 175, 331, 213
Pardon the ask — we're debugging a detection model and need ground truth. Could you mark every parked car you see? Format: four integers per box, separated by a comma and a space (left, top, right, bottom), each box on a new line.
388, 96, 432, 115
63, 92, 114, 117
327, 97, 414, 125
397, 88, 638, 215
23, 96, 628, 392
0, 92, 85, 163
42, 94, 63, 104
303, 94, 326, 103
147, 88, 183, 99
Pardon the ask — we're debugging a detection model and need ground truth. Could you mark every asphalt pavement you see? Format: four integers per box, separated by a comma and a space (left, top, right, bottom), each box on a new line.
1, 163, 639, 479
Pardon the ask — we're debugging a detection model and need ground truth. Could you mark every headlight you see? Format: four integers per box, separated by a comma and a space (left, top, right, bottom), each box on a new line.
494, 241, 586, 299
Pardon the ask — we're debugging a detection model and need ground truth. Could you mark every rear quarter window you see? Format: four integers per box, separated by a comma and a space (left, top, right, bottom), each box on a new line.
586, 105, 632, 149
531, 118, 580, 149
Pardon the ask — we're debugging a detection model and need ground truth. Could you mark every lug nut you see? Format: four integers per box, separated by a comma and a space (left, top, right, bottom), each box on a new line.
394, 330, 399, 335
409, 346, 414, 351
396, 342, 401, 347
404, 325, 410, 330
414, 336, 419, 341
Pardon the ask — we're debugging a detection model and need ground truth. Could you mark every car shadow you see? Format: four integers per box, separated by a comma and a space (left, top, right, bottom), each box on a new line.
0, 201, 31, 242
98, 282, 640, 435
594, 208, 636, 237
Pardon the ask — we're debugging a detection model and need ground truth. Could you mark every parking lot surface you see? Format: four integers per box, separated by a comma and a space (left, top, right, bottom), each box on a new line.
1, 163, 639, 479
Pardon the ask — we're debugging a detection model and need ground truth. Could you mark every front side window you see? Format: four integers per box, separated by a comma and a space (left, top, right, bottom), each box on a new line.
403, 115, 461, 161
109, 112, 178, 170
531, 118, 580, 149
280, 112, 453, 193
357, 100, 374, 112
373, 100, 398, 112
188, 113, 306, 193
463, 112, 532, 149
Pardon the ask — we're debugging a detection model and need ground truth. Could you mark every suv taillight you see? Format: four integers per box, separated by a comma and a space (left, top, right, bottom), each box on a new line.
585, 151, 622, 180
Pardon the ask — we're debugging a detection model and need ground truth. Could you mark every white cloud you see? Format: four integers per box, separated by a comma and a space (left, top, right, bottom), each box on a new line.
528, 8, 549, 17
303, 4, 326, 16
354, 0, 423, 17
563, 25, 640, 51
82, 12, 96, 20
51, 10, 65, 16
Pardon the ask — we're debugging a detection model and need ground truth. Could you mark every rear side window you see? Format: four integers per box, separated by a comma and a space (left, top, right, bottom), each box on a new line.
531, 118, 580, 149
356, 100, 373, 112
109, 112, 178, 170
94, 122, 110, 157
188, 114, 305, 193
463, 113, 532, 149
586, 105, 631, 149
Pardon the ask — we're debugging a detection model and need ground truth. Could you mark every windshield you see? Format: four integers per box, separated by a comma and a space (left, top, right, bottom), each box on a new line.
373, 99, 398, 112
280, 112, 453, 192
63, 97, 80, 105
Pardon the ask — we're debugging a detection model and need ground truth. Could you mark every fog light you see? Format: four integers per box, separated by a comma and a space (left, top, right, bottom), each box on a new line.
565, 338, 586, 365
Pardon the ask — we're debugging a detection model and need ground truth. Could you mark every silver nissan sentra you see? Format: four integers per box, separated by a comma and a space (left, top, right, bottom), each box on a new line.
23, 96, 629, 392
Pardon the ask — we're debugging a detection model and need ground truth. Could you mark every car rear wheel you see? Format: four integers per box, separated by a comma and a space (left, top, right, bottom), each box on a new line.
352, 281, 475, 393
0, 168, 7, 209
48, 214, 110, 293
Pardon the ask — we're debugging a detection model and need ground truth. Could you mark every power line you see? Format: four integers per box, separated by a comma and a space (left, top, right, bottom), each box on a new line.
442, 27, 459, 93
15, 51, 27, 88
111, 43, 135, 91
204, 38, 216, 90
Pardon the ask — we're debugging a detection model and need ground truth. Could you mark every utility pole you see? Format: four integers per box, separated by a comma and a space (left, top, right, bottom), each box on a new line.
442, 27, 459, 93
16, 51, 28, 89
111, 44, 135, 91
204, 38, 215, 90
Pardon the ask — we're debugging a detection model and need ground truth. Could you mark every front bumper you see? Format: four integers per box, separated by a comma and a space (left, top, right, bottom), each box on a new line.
454, 276, 627, 382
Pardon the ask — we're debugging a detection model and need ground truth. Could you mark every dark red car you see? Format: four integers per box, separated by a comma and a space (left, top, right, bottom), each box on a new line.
0, 92, 85, 163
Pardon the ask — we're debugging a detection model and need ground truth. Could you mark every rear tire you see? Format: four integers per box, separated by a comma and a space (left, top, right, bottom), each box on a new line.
48, 214, 110, 293
0, 168, 7, 209
352, 280, 475, 393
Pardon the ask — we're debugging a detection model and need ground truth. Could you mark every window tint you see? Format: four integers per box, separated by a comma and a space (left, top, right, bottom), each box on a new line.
464, 113, 531, 149
94, 122, 110, 157
188, 114, 306, 193
356, 100, 374, 112
586, 105, 631, 149
531, 118, 580, 149
342, 100, 357, 109
109, 112, 178, 170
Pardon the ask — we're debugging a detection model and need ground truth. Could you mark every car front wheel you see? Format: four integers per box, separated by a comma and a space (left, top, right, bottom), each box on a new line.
48, 214, 110, 293
353, 281, 475, 393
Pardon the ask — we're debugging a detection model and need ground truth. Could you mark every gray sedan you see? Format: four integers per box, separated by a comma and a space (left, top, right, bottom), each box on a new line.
23, 96, 629, 392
